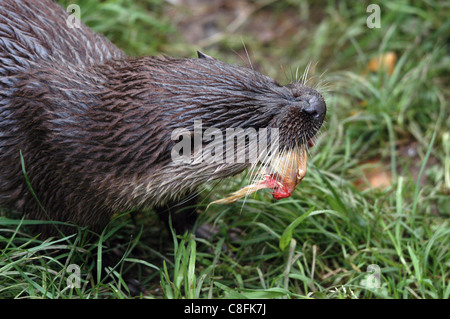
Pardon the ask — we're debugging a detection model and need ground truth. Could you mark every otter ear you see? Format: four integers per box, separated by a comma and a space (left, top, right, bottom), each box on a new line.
197, 51, 215, 60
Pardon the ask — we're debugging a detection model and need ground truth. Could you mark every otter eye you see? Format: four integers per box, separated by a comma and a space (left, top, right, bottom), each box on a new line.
284, 84, 304, 99
284, 83, 296, 89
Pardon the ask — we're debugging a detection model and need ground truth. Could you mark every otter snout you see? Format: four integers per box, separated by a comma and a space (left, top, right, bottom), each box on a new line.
302, 95, 326, 122
272, 84, 326, 148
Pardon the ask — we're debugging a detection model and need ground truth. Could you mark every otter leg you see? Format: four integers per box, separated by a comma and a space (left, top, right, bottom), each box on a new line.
154, 195, 199, 234
155, 195, 243, 244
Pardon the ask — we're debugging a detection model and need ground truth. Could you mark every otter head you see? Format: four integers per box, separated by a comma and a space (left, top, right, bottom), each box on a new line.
104, 52, 326, 207
168, 51, 327, 204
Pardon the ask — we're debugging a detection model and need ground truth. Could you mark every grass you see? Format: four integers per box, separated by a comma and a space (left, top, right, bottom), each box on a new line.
0, 0, 448, 298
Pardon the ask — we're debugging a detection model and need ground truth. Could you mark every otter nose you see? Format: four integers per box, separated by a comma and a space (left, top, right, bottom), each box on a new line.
303, 96, 326, 120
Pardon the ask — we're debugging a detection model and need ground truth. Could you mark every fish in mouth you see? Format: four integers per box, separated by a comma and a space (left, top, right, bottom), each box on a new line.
210, 140, 313, 205
207, 79, 325, 206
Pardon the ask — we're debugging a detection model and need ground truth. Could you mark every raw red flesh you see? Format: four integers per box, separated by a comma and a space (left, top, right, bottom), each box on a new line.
260, 175, 296, 200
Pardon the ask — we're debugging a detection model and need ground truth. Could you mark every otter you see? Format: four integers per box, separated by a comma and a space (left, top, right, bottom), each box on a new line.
0, 0, 326, 236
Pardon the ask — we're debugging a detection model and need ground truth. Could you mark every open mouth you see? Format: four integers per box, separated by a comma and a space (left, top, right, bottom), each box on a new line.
210, 140, 312, 205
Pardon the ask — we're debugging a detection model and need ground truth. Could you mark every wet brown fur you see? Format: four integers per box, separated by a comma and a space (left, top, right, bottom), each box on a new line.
0, 0, 325, 236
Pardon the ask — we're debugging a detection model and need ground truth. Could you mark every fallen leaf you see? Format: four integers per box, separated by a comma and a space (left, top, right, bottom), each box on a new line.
354, 159, 392, 190
367, 52, 397, 75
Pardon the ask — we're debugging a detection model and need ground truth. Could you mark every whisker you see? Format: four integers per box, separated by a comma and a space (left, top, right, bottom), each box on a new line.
295, 65, 300, 84
241, 37, 254, 71
302, 61, 312, 85
280, 64, 292, 85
